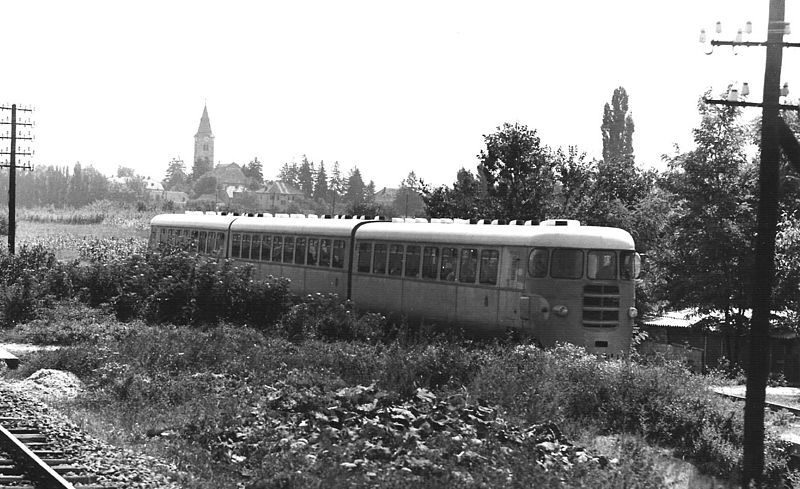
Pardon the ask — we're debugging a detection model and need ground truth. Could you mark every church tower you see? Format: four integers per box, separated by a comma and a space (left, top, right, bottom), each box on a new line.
193, 104, 214, 177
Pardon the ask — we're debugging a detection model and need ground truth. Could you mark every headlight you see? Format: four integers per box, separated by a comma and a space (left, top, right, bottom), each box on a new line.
554, 305, 569, 317
628, 307, 638, 318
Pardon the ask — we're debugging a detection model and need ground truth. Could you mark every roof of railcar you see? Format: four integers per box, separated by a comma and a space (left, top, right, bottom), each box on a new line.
151, 214, 635, 249
151, 213, 238, 231
356, 222, 634, 249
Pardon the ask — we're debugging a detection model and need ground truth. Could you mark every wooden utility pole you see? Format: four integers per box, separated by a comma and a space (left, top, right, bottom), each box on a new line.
703, 0, 800, 484
0, 104, 34, 254
743, 1, 784, 484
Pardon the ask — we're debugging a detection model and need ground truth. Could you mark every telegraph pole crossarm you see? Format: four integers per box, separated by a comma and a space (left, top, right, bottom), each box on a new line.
0, 104, 35, 254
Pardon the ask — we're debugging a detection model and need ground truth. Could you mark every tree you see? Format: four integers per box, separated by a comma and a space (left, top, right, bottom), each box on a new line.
242, 157, 264, 190
477, 122, 556, 221
422, 168, 488, 219
192, 156, 213, 181
550, 146, 595, 219
298, 156, 315, 197
343, 167, 366, 212
659, 96, 757, 360
192, 174, 218, 198
601, 87, 635, 164
278, 162, 299, 188
313, 161, 329, 201
164, 158, 188, 191
597, 87, 646, 206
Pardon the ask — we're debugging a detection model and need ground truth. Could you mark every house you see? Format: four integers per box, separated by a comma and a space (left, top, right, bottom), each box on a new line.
211, 163, 247, 187
641, 308, 800, 382
233, 181, 304, 213
374, 187, 398, 208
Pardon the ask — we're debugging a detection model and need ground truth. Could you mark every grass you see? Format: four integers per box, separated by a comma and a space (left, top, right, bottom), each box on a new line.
3, 307, 794, 488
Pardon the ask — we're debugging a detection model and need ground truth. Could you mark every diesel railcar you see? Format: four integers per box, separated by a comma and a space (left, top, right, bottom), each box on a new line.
149, 213, 641, 354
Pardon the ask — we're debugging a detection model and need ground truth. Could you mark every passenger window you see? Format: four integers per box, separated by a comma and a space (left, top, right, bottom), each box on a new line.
283, 237, 295, 263
190, 230, 199, 251
232, 233, 242, 258
198, 231, 207, 253
588, 251, 616, 280
241, 234, 252, 260
422, 246, 439, 279
307, 238, 319, 266
388, 244, 403, 276
357, 242, 372, 273
215, 232, 225, 254
251, 235, 262, 260
529, 248, 549, 278
332, 240, 345, 268
373, 243, 388, 274
441, 247, 457, 281
459, 248, 478, 283
479, 249, 499, 285
319, 239, 331, 267
260, 235, 271, 261
272, 236, 283, 262
551, 249, 584, 279
295, 238, 306, 265
405, 245, 421, 278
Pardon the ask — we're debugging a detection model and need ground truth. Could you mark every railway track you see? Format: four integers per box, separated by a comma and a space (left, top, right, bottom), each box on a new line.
0, 416, 115, 489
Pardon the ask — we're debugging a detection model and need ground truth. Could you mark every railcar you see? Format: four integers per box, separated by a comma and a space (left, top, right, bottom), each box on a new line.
149, 213, 641, 354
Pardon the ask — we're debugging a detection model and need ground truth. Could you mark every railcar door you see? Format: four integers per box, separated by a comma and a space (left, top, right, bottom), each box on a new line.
498, 247, 529, 332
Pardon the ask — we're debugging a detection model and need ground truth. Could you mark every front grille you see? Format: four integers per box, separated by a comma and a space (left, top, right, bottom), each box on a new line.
583, 285, 620, 328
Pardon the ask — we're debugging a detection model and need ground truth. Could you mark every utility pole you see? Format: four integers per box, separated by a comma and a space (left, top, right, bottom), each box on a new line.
702, 1, 800, 485
0, 104, 34, 254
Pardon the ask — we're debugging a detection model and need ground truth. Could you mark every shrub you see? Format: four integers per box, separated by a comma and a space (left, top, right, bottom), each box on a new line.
0, 213, 7, 235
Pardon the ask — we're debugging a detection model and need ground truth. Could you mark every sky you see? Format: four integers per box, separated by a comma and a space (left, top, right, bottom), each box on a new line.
4, 0, 800, 190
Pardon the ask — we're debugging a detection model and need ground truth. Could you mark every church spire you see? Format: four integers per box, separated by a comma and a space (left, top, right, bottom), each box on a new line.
195, 104, 213, 137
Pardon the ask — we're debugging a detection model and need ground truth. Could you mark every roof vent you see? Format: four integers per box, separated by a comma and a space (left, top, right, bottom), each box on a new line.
540, 219, 580, 226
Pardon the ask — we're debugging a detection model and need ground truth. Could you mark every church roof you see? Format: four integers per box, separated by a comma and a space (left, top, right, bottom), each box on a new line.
211, 163, 247, 186
195, 104, 213, 137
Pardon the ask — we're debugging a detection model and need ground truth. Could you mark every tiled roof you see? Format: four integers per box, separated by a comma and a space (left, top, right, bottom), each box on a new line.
195, 104, 213, 137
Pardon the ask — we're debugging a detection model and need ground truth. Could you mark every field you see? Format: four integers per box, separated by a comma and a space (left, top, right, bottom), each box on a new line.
0, 205, 797, 488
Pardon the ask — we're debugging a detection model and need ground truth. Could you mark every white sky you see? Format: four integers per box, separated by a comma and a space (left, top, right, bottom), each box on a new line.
4, 0, 800, 189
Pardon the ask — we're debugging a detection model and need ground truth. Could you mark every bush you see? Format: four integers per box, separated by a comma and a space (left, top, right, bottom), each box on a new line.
0, 244, 71, 326
0, 213, 7, 235
470, 343, 793, 485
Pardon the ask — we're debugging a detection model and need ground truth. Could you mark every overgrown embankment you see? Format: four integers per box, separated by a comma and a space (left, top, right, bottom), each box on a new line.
0, 242, 796, 487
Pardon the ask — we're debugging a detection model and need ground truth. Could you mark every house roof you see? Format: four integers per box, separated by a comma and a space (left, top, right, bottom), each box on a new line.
261, 181, 303, 195
144, 180, 164, 191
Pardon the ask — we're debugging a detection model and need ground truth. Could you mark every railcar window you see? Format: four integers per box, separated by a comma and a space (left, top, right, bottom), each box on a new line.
373, 243, 388, 274
252, 235, 262, 260
232, 233, 242, 258
405, 245, 421, 278
528, 248, 549, 278
357, 242, 372, 273
479, 249, 499, 285
284, 237, 295, 263
551, 249, 584, 279
295, 238, 306, 265
422, 246, 439, 279
190, 230, 199, 251
588, 250, 616, 280
319, 239, 331, 267
332, 240, 345, 268
159, 228, 167, 243
198, 231, 207, 253
388, 244, 403, 276
441, 248, 457, 281
459, 248, 478, 283
272, 236, 283, 262
307, 238, 319, 266
207, 232, 216, 252
620, 251, 641, 280
260, 235, 270, 261
241, 234, 252, 260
